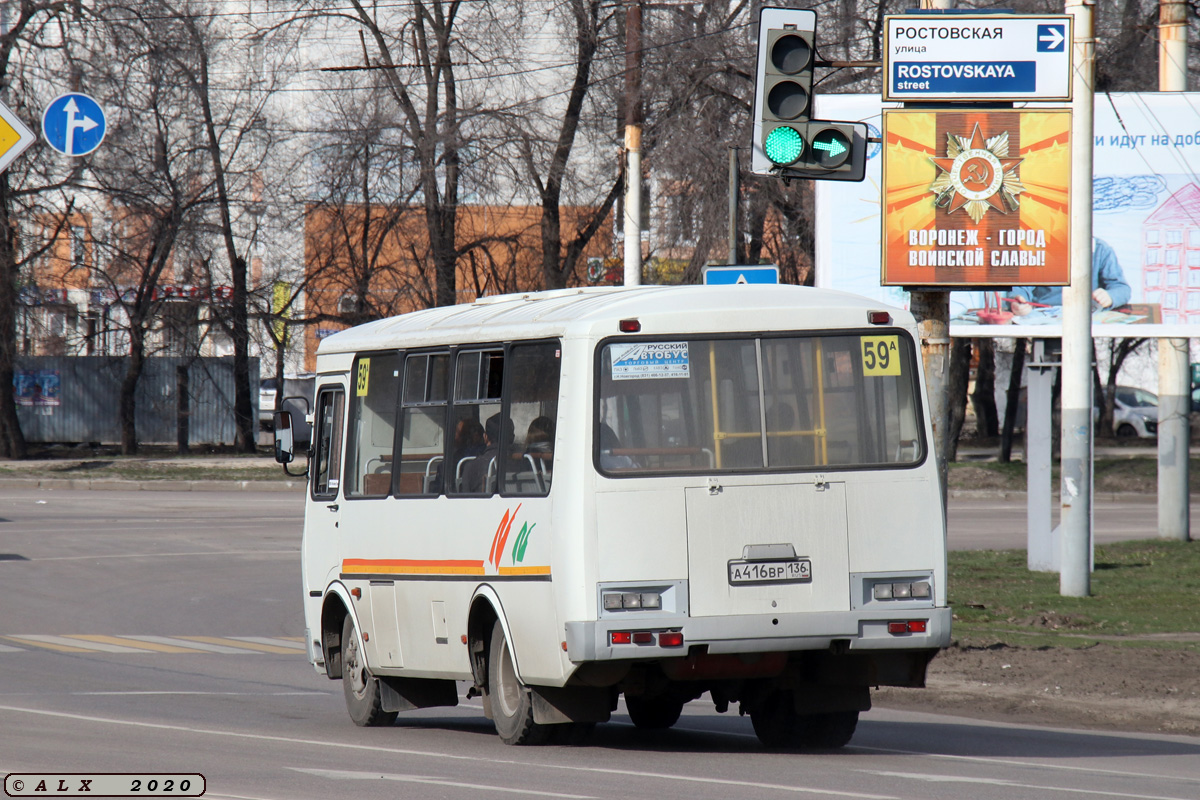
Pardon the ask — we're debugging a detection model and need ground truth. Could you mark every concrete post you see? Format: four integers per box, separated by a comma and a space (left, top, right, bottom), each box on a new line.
1060, 0, 1095, 598
1159, 339, 1192, 541
1158, 0, 1190, 542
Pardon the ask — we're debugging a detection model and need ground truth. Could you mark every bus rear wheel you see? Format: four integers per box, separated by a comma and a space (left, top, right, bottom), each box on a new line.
750, 691, 800, 748
625, 695, 684, 730
487, 619, 550, 745
801, 711, 858, 749
341, 615, 397, 727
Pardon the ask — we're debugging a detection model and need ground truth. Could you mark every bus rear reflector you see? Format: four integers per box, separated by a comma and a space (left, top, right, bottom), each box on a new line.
610, 631, 632, 645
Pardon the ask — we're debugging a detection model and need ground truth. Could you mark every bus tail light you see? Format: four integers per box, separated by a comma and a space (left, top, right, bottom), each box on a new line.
868, 311, 891, 324
632, 632, 654, 644
659, 631, 684, 647
887, 620, 927, 635
603, 590, 662, 610
619, 319, 641, 333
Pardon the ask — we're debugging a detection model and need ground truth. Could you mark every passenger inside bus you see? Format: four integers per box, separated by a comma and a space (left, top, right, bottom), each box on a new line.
463, 413, 513, 493
599, 424, 637, 470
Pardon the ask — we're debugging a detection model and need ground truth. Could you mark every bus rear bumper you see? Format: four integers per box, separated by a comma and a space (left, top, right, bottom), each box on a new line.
564, 607, 952, 662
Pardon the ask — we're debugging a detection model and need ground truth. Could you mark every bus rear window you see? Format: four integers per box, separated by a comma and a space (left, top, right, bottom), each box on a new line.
596, 334, 924, 474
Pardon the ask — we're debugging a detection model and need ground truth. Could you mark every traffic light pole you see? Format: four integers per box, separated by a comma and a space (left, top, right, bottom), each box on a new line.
622, 0, 643, 287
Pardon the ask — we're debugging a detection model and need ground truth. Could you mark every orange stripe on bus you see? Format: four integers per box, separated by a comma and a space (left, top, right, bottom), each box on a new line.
342, 559, 486, 576
497, 565, 551, 576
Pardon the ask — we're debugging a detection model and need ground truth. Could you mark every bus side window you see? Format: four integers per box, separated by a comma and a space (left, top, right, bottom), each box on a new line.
448, 349, 503, 495
502, 342, 561, 496
345, 353, 402, 498
395, 352, 450, 496
312, 388, 345, 499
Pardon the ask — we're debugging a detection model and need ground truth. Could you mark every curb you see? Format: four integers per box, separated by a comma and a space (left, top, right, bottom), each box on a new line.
0, 477, 306, 492
949, 489, 1159, 503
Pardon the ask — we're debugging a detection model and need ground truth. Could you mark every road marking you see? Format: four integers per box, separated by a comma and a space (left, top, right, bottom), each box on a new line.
861, 770, 1195, 800
69, 691, 327, 697
294, 767, 597, 798
228, 637, 307, 650
0, 636, 308, 655
120, 636, 266, 654
0, 705, 900, 800
26, 550, 297, 562
855, 744, 1199, 781
3, 635, 147, 653
68, 635, 206, 654
178, 636, 299, 655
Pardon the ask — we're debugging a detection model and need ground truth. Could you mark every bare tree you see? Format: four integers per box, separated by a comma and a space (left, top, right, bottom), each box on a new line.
0, 1, 84, 459
500, 0, 624, 290
86, 0, 214, 453
1094, 337, 1149, 435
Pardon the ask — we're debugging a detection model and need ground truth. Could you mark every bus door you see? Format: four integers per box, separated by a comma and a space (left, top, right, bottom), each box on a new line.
304, 379, 348, 606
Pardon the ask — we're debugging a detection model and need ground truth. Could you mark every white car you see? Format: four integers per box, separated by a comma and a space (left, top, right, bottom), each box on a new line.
1111, 386, 1157, 439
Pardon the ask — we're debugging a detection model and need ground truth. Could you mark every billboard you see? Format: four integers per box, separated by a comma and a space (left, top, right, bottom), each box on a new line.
815, 92, 1200, 337
882, 108, 1071, 287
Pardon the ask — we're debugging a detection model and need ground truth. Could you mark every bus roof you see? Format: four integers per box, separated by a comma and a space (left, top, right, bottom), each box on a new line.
317, 285, 911, 355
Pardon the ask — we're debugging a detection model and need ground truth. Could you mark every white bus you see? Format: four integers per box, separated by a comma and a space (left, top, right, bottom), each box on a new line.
274, 285, 951, 747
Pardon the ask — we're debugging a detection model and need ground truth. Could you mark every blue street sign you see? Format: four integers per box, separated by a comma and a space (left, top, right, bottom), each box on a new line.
1036, 24, 1066, 52
702, 265, 780, 285
42, 93, 107, 157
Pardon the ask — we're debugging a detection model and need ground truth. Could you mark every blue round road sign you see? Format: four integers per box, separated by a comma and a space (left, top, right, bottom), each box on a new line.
42, 93, 107, 157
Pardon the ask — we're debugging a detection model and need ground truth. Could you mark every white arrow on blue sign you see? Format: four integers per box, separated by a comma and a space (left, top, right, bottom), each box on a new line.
702, 265, 780, 285
42, 93, 107, 157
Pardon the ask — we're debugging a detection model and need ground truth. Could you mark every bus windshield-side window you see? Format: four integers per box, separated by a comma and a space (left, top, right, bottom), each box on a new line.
502, 342, 561, 496
395, 352, 450, 496
597, 334, 923, 475
312, 388, 345, 498
448, 349, 503, 495
345, 352, 402, 498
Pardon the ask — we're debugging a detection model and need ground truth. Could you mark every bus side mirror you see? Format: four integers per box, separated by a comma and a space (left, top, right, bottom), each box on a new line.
273, 411, 295, 464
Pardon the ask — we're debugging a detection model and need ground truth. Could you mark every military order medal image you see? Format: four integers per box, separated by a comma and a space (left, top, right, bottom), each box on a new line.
928, 122, 1025, 224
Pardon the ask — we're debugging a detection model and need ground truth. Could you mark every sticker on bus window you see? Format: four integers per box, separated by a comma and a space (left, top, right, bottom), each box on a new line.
611, 342, 690, 380
861, 336, 901, 376
356, 359, 370, 396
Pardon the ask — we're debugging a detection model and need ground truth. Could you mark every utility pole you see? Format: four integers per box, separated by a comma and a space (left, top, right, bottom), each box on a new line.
1060, 0, 1095, 597
623, 0, 643, 287
728, 148, 738, 265
912, 0, 954, 513
1157, 0, 1191, 542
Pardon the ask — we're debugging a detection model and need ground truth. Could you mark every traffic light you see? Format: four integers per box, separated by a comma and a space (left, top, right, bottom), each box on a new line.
751, 7, 868, 183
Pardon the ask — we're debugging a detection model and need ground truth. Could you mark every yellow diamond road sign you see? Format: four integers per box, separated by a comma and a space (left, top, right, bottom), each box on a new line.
0, 99, 35, 174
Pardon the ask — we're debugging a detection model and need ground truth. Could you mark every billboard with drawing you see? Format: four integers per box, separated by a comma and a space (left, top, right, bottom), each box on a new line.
814, 92, 1200, 337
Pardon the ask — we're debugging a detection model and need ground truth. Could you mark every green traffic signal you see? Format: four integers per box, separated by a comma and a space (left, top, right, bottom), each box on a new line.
809, 128, 851, 168
764, 126, 804, 165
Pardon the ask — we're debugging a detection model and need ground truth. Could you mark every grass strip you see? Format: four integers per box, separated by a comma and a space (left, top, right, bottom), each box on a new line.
950, 540, 1200, 649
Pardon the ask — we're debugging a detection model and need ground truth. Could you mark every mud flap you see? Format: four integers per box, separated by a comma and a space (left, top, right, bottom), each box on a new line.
378, 676, 460, 713
531, 685, 612, 724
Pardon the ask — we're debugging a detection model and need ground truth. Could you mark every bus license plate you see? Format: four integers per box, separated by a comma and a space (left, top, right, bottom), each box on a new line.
728, 558, 812, 585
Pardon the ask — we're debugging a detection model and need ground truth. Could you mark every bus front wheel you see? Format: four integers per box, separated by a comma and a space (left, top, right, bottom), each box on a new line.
341, 615, 398, 727
487, 619, 550, 745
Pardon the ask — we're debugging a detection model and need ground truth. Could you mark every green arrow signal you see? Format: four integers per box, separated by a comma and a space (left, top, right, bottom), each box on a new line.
813, 137, 847, 157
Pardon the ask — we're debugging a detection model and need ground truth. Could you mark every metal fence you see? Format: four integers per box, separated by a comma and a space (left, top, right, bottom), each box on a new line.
15, 356, 258, 445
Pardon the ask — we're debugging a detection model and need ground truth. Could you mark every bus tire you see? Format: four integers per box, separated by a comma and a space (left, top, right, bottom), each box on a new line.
487, 619, 550, 745
625, 695, 684, 730
801, 711, 858, 749
750, 691, 800, 748
341, 615, 398, 727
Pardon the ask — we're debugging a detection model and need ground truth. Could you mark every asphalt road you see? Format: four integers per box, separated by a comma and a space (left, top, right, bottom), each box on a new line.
1, 489, 1197, 800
